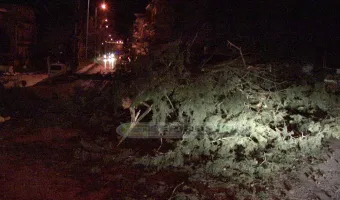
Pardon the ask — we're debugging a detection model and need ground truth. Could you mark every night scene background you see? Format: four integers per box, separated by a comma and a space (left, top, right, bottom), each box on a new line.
1, 0, 339, 68
1, 0, 340, 200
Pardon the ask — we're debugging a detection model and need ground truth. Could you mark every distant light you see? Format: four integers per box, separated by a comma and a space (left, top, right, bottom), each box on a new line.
106, 25, 108, 28
111, 38, 113, 41
103, 53, 116, 66
105, 19, 108, 22
100, 3, 107, 10
101, 43, 104, 45
115, 40, 124, 44
109, 34, 111, 37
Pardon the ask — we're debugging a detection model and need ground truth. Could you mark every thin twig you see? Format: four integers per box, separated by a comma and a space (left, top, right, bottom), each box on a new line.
168, 181, 185, 200
136, 104, 152, 123
116, 121, 137, 147
260, 153, 267, 166
164, 91, 174, 110
188, 31, 199, 49
228, 66, 287, 85
201, 57, 239, 72
135, 109, 141, 121
227, 40, 247, 68
156, 138, 163, 152
201, 54, 214, 70
130, 107, 135, 123
333, 188, 340, 199
141, 102, 150, 107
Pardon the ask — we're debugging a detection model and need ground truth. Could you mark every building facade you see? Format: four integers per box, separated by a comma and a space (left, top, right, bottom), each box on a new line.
0, 4, 36, 69
132, 0, 172, 56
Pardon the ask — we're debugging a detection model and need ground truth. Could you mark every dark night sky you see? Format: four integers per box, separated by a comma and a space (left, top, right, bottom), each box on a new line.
2, 0, 340, 39
0, 0, 149, 36
1, 0, 340, 62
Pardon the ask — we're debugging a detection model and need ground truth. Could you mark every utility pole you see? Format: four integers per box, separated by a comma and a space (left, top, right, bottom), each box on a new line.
72, 0, 80, 71
85, 0, 90, 59
95, 7, 97, 57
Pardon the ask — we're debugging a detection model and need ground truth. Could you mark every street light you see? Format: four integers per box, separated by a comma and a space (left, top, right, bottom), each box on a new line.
86, 1, 107, 59
101, 3, 107, 10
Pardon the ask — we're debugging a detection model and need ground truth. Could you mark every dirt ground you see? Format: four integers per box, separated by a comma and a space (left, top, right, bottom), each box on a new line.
0, 123, 188, 200
0, 81, 223, 200
1, 79, 340, 200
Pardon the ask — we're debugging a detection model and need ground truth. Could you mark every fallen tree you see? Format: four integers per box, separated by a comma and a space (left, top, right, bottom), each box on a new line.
72, 41, 340, 198
112, 42, 340, 198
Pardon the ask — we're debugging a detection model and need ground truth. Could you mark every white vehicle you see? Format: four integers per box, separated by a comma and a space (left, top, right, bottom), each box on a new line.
48, 63, 69, 77
0, 65, 14, 74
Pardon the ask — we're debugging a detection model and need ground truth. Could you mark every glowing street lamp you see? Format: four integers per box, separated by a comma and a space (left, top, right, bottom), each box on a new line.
101, 3, 107, 10
86, 1, 108, 59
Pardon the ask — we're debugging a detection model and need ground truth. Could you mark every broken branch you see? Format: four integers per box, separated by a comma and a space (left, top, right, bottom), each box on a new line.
117, 102, 153, 147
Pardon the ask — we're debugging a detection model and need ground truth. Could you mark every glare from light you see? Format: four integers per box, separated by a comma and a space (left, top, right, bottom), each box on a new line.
103, 53, 117, 70
108, 57, 116, 62
100, 3, 107, 10
106, 25, 108, 28
114, 40, 124, 44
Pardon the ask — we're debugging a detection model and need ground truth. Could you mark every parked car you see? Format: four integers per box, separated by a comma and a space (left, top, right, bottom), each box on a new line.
0, 65, 14, 74
48, 62, 70, 77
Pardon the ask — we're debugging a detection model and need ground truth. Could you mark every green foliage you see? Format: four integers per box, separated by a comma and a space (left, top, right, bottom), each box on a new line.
130, 60, 340, 193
